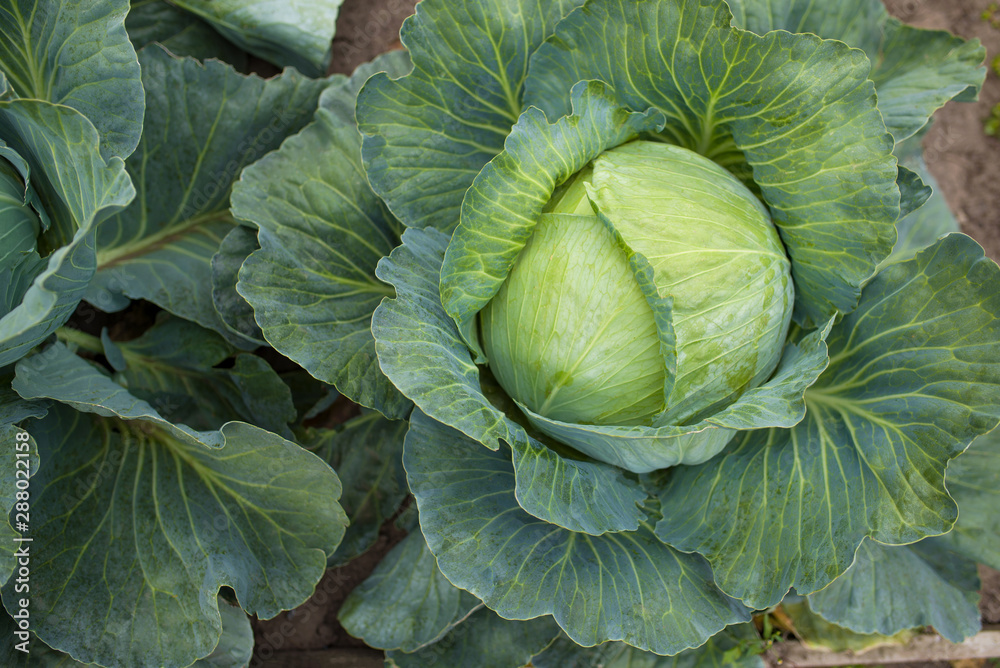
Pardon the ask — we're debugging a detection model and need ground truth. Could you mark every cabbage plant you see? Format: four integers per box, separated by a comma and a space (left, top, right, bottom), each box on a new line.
331, 0, 999, 657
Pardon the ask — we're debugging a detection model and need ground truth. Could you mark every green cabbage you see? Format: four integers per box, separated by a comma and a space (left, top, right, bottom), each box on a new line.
482, 141, 793, 426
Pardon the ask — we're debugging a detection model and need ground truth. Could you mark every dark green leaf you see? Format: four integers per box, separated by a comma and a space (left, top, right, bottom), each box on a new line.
727, 0, 986, 143
0, 0, 144, 160
0, 161, 39, 266
2, 374, 345, 667
169, 0, 342, 76
0, 596, 253, 667
0, 422, 38, 585
508, 431, 648, 535
233, 56, 410, 417
87, 46, 333, 345
807, 539, 981, 643
405, 409, 751, 655
126, 0, 248, 69
531, 624, 765, 668
212, 225, 265, 345
357, 0, 584, 229
881, 147, 960, 270
0, 100, 134, 367
656, 233, 1000, 608
386, 606, 560, 668
936, 428, 1000, 570
339, 531, 480, 652
306, 411, 408, 566
92, 316, 296, 437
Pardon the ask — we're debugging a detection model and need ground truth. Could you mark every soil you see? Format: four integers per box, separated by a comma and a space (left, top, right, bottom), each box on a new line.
981, 566, 1000, 625
252, 0, 1000, 663
250, 521, 407, 665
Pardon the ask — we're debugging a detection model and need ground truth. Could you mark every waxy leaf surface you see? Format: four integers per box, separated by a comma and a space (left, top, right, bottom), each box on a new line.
0, 0, 144, 159
88, 47, 331, 345
656, 234, 1000, 608
7, 346, 345, 667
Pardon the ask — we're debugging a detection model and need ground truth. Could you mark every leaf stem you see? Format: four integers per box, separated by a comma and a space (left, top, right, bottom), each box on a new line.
56, 327, 104, 353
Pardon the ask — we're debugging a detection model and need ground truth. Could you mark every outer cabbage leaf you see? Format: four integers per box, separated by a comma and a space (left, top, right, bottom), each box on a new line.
0, 380, 48, 427
0, 161, 39, 266
305, 411, 408, 566
404, 409, 751, 656
0, 596, 253, 668
893, 166, 932, 230
0, 421, 39, 586
357, 0, 585, 230
211, 225, 265, 345
531, 624, 765, 668
91, 315, 296, 437
193, 601, 254, 668
374, 228, 651, 536
281, 370, 339, 426
126, 0, 249, 68
0, 0, 144, 160
339, 530, 482, 652
7, 346, 346, 668
386, 606, 561, 668
935, 427, 1000, 570
87, 46, 333, 345
781, 599, 916, 653
806, 539, 981, 643
881, 135, 961, 269
655, 233, 1000, 609
0, 143, 46, 232
233, 52, 412, 418
168, 0, 342, 76
0, 100, 134, 367
525, 0, 899, 327
885, 168, 958, 267
726, 0, 987, 144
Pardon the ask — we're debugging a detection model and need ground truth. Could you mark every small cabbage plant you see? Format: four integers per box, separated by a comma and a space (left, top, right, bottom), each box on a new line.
232, 0, 1000, 662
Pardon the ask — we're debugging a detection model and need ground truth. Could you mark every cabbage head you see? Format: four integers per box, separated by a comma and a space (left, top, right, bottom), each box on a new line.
483, 141, 793, 429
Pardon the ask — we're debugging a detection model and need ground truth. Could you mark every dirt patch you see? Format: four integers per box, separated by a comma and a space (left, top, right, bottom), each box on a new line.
981, 565, 1000, 625
251, 520, 407, 663
329, 0, 416, 75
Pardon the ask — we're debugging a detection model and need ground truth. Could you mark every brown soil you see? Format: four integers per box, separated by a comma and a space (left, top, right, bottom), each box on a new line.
329, 0, 416, 75
981, 566, 1000, 625
250, 521, 407, 664
255, 0, 1000, 662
